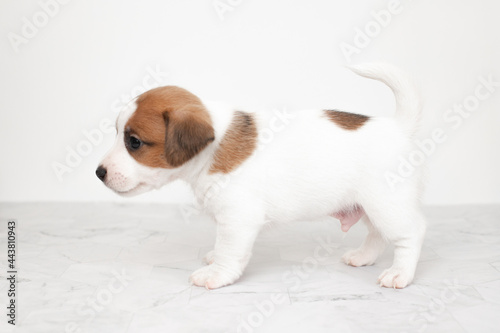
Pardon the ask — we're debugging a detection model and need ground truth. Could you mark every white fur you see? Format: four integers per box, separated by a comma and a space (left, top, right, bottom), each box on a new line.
99, 63, 426, 289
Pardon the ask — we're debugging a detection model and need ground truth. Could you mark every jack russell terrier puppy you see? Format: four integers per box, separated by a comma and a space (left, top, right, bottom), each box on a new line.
96, 63, 426, 289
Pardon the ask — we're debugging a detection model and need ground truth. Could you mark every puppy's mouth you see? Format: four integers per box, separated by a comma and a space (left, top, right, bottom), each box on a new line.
113, 182, 146, 196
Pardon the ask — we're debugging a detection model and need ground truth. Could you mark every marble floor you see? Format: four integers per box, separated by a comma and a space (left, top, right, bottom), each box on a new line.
0, 203, 499, 333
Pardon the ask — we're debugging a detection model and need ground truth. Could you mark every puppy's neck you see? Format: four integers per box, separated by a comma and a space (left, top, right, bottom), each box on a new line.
173, 100, 235, 185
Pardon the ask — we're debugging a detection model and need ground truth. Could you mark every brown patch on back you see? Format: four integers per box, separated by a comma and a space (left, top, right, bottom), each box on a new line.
125, 86, 214, 168
324, 109, 370, 130
209, 111, 258, 174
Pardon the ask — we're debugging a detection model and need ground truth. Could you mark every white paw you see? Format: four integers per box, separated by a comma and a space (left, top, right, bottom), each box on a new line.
202, 250, 215, 265
342, 248, 376, 267
189, 264, 241, 290
377, 267, 413, 289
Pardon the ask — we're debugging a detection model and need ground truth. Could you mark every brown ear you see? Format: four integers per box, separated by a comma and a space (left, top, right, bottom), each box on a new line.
163, 105, 215, 167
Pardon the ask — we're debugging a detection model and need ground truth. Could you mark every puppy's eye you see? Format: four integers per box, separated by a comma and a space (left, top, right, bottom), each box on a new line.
129, 136, 142, 150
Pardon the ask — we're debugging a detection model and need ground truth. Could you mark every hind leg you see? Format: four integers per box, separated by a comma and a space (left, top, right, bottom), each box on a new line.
362, 193, 426, 289
342, 216, 387, 267
376, 213, 426, 288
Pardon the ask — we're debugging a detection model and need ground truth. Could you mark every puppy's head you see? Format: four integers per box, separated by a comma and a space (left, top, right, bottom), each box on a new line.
96, 86, 214, 196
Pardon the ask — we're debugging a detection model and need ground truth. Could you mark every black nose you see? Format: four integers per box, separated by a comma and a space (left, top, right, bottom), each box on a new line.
96, 166, 107, 182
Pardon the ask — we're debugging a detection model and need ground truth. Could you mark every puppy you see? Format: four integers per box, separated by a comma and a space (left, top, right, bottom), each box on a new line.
97, 63, 426, 289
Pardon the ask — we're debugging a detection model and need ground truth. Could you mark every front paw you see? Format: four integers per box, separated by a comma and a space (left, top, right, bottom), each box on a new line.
377, 267, 413, 289
189, 263, 241, 290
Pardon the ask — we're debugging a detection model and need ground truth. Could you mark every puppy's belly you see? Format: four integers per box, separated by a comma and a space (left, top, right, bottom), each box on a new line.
331, 205, 364, 232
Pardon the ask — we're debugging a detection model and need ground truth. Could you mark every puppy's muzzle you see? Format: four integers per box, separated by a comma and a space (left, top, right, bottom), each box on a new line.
95, 165, 107, 182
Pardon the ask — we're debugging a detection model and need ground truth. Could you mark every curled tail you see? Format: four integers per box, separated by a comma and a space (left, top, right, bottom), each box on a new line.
348, 63, 422, 136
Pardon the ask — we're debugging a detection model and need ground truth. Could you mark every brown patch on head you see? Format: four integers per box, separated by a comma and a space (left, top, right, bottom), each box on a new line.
209, 111, 258, 174
324, 110, 370, 130
125, 86, 214, 168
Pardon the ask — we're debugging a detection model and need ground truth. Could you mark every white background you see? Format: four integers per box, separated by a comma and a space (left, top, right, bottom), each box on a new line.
0, 0, 499, 205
